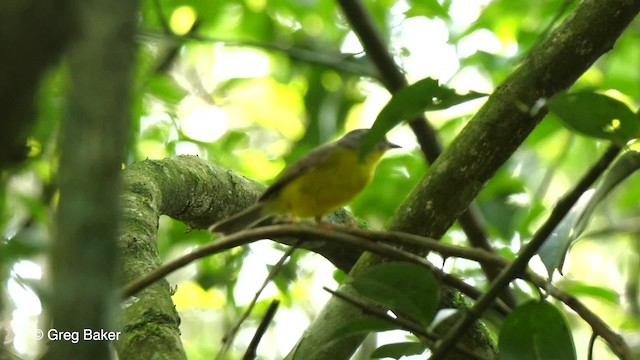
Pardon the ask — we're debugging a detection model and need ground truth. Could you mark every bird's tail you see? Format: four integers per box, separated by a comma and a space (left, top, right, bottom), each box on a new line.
209, 204, 266, 234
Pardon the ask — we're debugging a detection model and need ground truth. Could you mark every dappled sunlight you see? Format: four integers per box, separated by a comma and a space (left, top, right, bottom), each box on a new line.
179, 100, 229, 142
3, 0, 640, 359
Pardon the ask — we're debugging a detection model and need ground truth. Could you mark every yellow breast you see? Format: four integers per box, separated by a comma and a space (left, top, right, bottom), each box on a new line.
264, 147, 385, 218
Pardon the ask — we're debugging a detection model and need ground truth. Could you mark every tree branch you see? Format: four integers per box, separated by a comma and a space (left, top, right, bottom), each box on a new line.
138, 30, 379, 79
323, 287, 485, 360
429, 144, 626, 359
216, 245, 298, 359
242, 299, 280, 360
116, 155, 362, 360
336, 0, 514, 307
121, 223, 628, 357
45, 0, 139, 359
290, 0, 640, 358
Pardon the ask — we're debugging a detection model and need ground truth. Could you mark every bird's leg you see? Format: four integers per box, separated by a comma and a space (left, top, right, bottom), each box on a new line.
272, 214, 297, 225
315, 216, 337, 229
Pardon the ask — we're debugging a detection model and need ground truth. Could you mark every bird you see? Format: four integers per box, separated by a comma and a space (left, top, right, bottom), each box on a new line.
209, 128, 400, 234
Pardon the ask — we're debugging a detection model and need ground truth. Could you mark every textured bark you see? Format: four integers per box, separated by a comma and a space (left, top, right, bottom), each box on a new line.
116, 155, 369, 358
46, 0, 139, 359
285, 0, 640, 359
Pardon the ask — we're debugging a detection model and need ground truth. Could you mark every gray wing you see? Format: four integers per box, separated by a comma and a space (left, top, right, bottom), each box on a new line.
258, 143, 336, 202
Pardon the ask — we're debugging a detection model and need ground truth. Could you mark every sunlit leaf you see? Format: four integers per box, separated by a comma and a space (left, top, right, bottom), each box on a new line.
147, 75, 188, 104
405, 0, 450, 19
538, 189, 594, 278
549, 92, 640, 144
499, 300, 576, 360
573, 150, 640, 234
560, 281, 619, 305
539, 150, 640, 277
361, 78, 487, 155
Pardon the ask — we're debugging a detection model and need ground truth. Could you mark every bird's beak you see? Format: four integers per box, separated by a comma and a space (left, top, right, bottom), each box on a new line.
387, 140, 401, 149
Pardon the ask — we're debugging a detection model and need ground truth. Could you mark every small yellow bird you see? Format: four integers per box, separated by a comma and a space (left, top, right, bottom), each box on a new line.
209, 129, 400, 234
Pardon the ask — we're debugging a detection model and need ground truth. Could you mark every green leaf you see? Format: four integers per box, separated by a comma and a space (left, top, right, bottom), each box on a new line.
573, 150, 640, 234
538, 150, 640, 277
548, 92, 640, 144
147, 75, 188, 104
405, 0, 450, 19
561, 281, 619, 305
537, 189, 594, 278
328, 316, 399, 342
499, 300, 576, 360
361, 78, 487, 155
371, 341, 427, 359
349, 262, 439, 326
0, 231, 48, 269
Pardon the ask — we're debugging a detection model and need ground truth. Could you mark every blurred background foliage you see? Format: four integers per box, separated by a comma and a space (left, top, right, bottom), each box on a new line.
1, 0, 639, 359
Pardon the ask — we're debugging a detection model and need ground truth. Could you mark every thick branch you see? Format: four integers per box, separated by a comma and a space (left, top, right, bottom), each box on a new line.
122, 223, 627, 358
430, 145, 625, 359
46, 0, 138, 359
287, 0, 640, 359
117, 156, 362, 359
337, 0, 514, 306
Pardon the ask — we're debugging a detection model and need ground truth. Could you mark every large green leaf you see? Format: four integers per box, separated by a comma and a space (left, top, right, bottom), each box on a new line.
360, 78, 487, 155
499, 300, 576, 360
548, 92, 640, 144
146, 75, 188, 105
572, 150, 640, 236
560, 281, 619, 305
538, 150, 640, 277
371, 341, 427, 359
349, 262, 439, 326
537, 189, 594, 278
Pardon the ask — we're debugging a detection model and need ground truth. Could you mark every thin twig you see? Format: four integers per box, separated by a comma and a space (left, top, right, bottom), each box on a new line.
216, 244, 299, 359
336, 227, 509, 269
122, 230, 259, 298
336, 0, 514, 306
122, 226, 510, 315
323, 287, 485, 360
120, 222, 630, 357
121, 226, 484, 298
242, 299, 280, 360
429, 144, 625, 360
587, 332, 597, 360
137, 30, 378, 79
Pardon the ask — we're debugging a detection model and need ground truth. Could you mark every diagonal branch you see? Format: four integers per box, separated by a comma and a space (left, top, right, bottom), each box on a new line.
336, 0, 514, 306
121, 223, 629, 357
429, 144, 626, 359
288, 0, 640, 359
216, 244, 298, 359
242, 299, 280, 360
323, 287, 485, 360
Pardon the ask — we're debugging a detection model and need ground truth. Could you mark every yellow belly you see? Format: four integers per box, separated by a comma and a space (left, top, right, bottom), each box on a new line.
264, 147, 384, 218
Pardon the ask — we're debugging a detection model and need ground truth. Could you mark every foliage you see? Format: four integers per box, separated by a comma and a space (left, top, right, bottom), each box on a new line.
499, 300, 576, 360
1, 0, 640, 359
